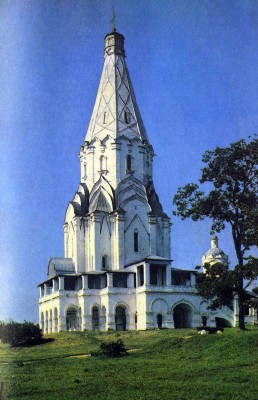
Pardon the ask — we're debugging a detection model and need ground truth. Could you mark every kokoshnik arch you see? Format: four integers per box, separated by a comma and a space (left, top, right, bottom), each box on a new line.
38, 29, 257, 332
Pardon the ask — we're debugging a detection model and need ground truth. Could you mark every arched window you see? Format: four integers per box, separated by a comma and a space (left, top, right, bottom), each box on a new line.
134, 229, 139, 253
92, 306, 99, 330
66, 307, 78, 331
126, 155, 132, 171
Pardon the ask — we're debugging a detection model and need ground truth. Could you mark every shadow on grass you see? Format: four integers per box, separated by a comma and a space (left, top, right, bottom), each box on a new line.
16, 338, 55, 348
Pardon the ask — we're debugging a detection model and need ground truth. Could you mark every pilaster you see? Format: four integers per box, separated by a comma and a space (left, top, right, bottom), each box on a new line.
111, 141, 121, 188
166, 312, 174, 328
190, 273, 196, 287
58, 277, 64, 290
113, 211, 125, 270
82, 275, 88, 290
59, 314, 67, 332
90, 212, 102, 271
149, 215, 157, 255
53, 279, 58, 292
73, 216, 85, 272
166, 265, 172, 286
107, 273, 113, 288
87, 146, 95, 190
63, 222, 68, 257
127, 273, 135, 288
144, 263, 150, 286
162, 218, 172, 258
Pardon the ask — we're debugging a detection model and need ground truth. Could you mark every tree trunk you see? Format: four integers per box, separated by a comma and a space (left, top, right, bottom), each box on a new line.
232, 228, 246, 330
238, 291, 246, 330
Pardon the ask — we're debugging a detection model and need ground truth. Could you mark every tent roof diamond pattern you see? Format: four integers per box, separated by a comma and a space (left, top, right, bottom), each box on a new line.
84, 34, 148, 144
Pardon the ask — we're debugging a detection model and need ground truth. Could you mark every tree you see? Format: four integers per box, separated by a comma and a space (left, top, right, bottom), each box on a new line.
0, 321, 42, 347
173, 136, 258, 330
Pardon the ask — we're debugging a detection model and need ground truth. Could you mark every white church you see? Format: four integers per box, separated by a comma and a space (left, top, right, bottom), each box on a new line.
38, 29, 256, 333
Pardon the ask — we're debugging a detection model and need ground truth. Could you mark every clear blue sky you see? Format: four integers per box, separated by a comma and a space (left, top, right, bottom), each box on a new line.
0, 0, 258, 322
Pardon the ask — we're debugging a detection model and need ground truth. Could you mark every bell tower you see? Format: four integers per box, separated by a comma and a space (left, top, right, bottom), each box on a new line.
64, 29, 171, 273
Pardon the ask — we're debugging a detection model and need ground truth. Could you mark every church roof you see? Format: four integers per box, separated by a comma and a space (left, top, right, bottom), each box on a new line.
84, 30, 149, 144
204, 247, 225, 258
47, 257, 75, 278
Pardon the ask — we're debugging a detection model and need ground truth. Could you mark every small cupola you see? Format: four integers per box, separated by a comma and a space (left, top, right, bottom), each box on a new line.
202, 234, 229, 273
104, 29, 125, 57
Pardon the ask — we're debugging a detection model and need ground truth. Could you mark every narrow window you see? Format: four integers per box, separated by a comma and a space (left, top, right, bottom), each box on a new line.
126, 155, 132, 171
134, 229, 139, 252
124, 111, 130, 124
102, 255, 107, 269
103, 111, 107, 124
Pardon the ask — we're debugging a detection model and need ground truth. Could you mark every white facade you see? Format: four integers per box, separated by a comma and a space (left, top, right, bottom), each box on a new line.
38, 29, 256, 333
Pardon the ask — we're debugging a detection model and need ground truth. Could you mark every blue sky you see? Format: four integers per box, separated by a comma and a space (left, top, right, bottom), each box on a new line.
0, 0, 258, 322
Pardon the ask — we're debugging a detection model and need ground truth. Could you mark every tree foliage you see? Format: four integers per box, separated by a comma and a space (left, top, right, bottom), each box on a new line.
196, 262, 235, 310
0, 321, 42, 347
173, 136, 258, 329
92, 339, 127, 358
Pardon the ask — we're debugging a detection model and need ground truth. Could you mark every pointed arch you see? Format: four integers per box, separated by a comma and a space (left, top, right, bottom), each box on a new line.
89, 176, 115, 213
125, 214, 149, 236
151, 298, 169, 314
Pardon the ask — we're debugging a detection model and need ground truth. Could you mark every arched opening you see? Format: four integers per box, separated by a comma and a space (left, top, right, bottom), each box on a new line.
115, 306, 126, 331
173, 303, 193, 328
66, 307, 78, 331
157, 313, 163, 329
41, 312, 44, 332
54, 308, 58, 332
92, 306, 100, 330
45, 311, 49, 333
49, 310, 53, 333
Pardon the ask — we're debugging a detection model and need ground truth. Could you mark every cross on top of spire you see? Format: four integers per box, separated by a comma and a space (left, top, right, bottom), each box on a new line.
111, 6, 116, 31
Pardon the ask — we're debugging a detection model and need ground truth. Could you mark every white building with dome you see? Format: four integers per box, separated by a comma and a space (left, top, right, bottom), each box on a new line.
202, 235, 229, 274
38, 29, 256, 333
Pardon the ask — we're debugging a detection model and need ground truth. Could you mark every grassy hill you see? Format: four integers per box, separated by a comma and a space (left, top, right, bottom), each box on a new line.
0, 328, 258, 400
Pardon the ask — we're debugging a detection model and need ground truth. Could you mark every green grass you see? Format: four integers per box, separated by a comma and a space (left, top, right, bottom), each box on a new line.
0, 328, 258, 400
